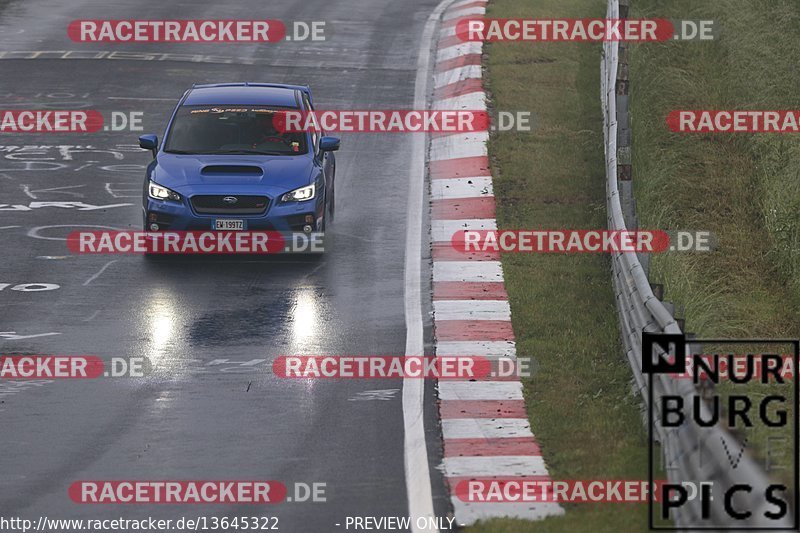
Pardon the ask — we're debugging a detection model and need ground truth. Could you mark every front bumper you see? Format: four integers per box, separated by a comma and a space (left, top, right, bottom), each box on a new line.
143, 195, 323, 233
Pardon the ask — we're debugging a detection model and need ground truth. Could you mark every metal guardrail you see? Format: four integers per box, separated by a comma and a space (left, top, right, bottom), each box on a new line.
601, 0, 794, 529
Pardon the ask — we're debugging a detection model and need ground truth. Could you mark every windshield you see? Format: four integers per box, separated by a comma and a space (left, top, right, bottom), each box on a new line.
164, 105, 308, 155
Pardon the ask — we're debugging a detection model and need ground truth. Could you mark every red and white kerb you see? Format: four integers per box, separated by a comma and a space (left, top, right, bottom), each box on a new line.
430, 0, 563, 524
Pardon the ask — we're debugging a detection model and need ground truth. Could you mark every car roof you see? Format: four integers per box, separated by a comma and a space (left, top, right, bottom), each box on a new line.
183, 84, 300, 107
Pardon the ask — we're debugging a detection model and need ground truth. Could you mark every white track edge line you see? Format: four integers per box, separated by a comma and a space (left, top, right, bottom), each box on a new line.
404, 0, 459, 532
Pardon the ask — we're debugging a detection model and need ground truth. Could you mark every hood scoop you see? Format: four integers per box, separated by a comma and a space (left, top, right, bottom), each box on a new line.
201, 165, 263, 176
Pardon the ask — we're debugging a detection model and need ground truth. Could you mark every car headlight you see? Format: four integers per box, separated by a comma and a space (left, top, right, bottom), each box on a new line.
148, 181, 181, 202
281, 184, 315, 202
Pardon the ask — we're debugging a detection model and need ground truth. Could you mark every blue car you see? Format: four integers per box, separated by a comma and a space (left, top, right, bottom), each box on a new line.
139, 82, 339, 241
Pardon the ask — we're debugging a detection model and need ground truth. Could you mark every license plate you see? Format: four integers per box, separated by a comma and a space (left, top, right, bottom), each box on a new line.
214, 219, 245, 231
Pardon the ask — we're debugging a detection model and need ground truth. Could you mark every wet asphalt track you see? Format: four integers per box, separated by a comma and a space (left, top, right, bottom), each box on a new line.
0, 0, 445, 530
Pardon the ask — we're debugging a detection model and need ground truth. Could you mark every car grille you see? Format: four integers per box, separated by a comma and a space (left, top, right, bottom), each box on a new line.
191, 195, 269, 215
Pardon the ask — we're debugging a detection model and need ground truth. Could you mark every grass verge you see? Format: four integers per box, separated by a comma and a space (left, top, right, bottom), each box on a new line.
465, 0, 652, 531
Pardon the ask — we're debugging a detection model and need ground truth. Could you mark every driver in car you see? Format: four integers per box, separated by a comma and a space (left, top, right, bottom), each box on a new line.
251, 112, 293, 150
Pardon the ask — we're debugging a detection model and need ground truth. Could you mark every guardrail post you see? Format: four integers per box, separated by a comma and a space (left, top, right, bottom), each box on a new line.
619, 0, 630, 18
674, 304, 685, 332
650, 283, 664, 301
616, 23, 634, 229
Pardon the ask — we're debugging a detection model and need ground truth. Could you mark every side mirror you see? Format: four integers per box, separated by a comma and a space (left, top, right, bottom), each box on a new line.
139, 134, 159, 158
319, 136, 340, 152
